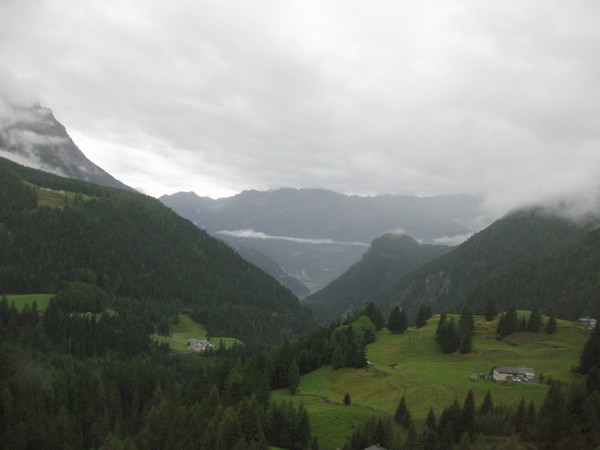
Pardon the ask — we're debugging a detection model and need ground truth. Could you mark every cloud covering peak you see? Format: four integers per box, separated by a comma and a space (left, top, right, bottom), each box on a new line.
0, 0, 598, 218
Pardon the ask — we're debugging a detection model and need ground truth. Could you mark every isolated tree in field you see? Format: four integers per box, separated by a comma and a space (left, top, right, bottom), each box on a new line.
387, 306, 407, 334
343, 392, 351, 405
438, 317, 459, 354
458, 331, 472, 354
484, 299, 497, 321
416, 303, 431, 328
458, 307, 474, 354
527, 307, 542, 333
546, 311, 557, 334
496, 305, 518, 338
435, 312, 447, 343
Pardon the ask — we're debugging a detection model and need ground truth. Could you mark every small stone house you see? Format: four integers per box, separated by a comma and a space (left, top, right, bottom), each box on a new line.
492, 366, 535, 382
187, 338, 214, 352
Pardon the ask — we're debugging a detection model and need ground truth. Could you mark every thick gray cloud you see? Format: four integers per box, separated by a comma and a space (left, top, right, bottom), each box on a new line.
1, 0, 599, 217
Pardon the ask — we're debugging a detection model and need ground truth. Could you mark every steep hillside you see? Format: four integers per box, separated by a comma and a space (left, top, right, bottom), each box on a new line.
304, 234, 451, 324
0, 102, 132, 191
0, 157, 316, 344
161, 188, 486, 291
388, 208, 591, 318
236, 246, 311, 297
467, 226, 600, 319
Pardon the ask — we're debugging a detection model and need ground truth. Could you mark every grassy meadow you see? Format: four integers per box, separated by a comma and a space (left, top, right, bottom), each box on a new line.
151, 313, 242, 352
279, 312, 589, 449
4, 293, 54, 312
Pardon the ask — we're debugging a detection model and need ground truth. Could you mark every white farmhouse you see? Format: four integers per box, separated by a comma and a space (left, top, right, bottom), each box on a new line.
492, 366, 535, 382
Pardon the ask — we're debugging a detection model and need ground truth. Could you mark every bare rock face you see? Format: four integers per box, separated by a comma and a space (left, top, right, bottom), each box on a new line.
0, 101, 133, 191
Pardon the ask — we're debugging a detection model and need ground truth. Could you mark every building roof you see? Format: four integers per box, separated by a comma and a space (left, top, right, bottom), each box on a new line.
495, 366, 534, 375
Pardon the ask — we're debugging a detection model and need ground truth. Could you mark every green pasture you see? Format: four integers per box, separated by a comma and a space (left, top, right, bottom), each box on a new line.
4, 293, 54, 312
24, 181, 93, 208
279, 312, 588, 448
151, 314, 242, 352
272, 389, 394, 450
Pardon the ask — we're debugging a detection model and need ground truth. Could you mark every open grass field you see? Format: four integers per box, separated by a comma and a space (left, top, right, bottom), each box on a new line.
272, 388, 394, 450
5, 293, 54, 312
24, 181, 93, 208
277, 312, 589, 449
151, 314, 242, 352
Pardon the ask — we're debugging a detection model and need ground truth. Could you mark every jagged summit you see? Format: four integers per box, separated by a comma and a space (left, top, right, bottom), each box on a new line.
0, 102, 133, 191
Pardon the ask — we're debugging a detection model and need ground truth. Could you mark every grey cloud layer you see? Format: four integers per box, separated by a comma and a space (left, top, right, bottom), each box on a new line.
0, 0, 599, 217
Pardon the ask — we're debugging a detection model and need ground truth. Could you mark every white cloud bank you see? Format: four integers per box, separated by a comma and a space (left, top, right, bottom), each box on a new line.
0, 0, 599, 219
217, 229, 369, 247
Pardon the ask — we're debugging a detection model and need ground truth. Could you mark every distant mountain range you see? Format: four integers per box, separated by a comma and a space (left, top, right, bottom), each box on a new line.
161, 189, 488, 291
0, 103, 132, 191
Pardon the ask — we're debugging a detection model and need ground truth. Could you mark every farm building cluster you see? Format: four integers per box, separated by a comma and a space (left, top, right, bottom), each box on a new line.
187, 339, 214, 352
492, 366, 535, 383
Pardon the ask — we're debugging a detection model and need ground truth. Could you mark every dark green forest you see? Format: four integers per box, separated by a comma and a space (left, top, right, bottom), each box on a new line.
0, 157, 316, 345
389, 208, 598, 321
304, 234, 451, 325
2, 156, 600, 449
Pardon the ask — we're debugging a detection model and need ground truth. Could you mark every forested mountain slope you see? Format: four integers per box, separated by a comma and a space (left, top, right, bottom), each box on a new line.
0, 157, 316, 344
304, 234, 451, 324
388, 208, 592, 318
236, 246, 311, 297
467, 226, 600, 319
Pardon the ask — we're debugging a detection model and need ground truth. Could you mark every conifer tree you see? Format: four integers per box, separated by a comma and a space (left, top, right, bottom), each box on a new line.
387, 307, 407, 334
527, 307, 542, 333
394, 395, 412, 428
484, 299, 497, 321
343, 392, 351, 405
578, 322, 600, 374
480, 390, 494, 415
460, 390, 475, 437
458, 332, 472, 354
538, 382, 568, 444
435, 313, 447, 343
439, 318, 459, 353
415, 304, 430, 328
425, 407, 437, 430
363, 303, 386, 330
513, 397, 526, 432
546, 311, 557, 334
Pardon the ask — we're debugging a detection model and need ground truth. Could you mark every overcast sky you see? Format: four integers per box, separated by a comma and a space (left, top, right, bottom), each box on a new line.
1, 0, 599, 217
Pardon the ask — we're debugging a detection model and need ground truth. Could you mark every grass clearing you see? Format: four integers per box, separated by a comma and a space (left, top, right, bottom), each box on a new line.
272, 389, 394, 450
151, 314, 242, 352
25, 181, 93, 208
4, 294, 54, 312
283, 313, 588, 449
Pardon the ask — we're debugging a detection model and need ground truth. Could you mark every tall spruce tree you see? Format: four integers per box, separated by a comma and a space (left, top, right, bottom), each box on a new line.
415, 304, 431, 328
480, 390, 494, 415
387, 306, 408, 334
484, 299, 497, 321
527, 307, 542, 333
546, 311, 557, 334
578, 322, 600, 374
